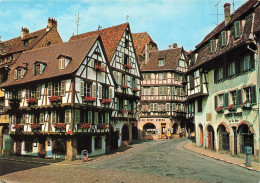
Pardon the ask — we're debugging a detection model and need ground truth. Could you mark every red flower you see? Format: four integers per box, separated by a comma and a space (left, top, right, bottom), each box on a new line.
123, 64, 132, 70
94, 65, 105, 72
13, 124, 24, 130
97, 123, 109, 129
30, 123, 41, 129
121, 85, 128, 89
49, 96, 62, 102
83, 96, 96, 102
27, 98, 37, 104
120, 108, 127, 114
132, 88, 139, 92
101, 99, 112, 104
128, 110, 135, 114
78, 122, 92, 129
53, 123, 66, 130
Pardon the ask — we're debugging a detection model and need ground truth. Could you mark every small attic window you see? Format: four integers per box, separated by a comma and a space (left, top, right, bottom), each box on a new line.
14, 67, 27, 79
57, 55, 72, 70
34, 61, 46, 75
158, 58, 165, 66
59, 58, 65, 69
24, 40, 28, 47
178, 59, 185, 67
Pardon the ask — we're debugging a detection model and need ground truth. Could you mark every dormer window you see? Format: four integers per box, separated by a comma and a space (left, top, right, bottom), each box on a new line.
221, 31, 227, 46
210, 39, 216, 53
14, 67, 27, 79
178, 59, 185, 67
57, 55, 72, 70
34, 61, 46, 75
24, 40, 28, 47
234, 21, 241, 39
158, 58, 165, 66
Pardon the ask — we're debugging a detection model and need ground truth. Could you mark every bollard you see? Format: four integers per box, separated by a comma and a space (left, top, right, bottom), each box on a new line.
244, 146, 252, 167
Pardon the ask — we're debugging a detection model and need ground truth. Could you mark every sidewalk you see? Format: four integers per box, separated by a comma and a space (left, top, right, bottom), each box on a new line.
0, 143, 141, 166
184, 140, 260, 172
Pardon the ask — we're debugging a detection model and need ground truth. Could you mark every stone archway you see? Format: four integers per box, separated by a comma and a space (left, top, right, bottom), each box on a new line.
198, 124, 203, 145
217, 124, 230, 151
207, 125, 215, 150
238, 124, 254, 155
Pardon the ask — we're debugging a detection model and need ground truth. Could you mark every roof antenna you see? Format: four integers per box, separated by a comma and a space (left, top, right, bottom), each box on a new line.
68, 12, 84, 35
126, 15, 129, 22
208, 0, 223, 25
98, 25, 102, 30
232, 0, 235, 12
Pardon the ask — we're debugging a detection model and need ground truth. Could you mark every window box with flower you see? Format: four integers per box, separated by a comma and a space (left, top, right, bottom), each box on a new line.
27, 98, 38, 108
101, 99, 112, 105
121, 85, 128, 89
49, 96, 62, 106
128, 110, 135, 115
78, 122, 92, 132
119, 108, 127, 115
216, 106, 224, 113
123, 64, 132, 70
94, 64, 105, 72
97, 123, 109, 132
83, 96, 96, 103
241, 101, 252, 110
53, 123, 66, 132
13, 124, 24, 132
228, 104, 236, 111
30, 123, 42, 131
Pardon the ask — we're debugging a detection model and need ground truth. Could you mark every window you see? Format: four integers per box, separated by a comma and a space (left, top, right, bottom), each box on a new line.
229, 61, 236, 77
149, 103, 158, 111
80, 81, 84, 96
48, 83, 52, 97
163, 73, 167, 80
98, 85, 102, 99
221, 31, 227, 46
147, 73, 151, 80
124, 39, 129, 48
98, 112, 103, 124
219, 94, 224, 107
159, 73, 163, 80
74, 110, 79, 124
172, 86, 176, 95
174, 73, 179, 81
179, 59, 185, 67
26, 89, 30, 99
244, 87, 252, 103
198, 99, 202, 112
210, 39, 215, 53
230, 91, 236, 105
39, 113, 44, 123
243, 55, 251, 72
158, 59, 165, 66
172, 103, 176, 111
18, 90, 22, 99
25, 142, 32, 153
36, 85, 41, 99
124, 54, 129, 65
59, 58, 65, 69
218, 67, 224, 81
87, 83, 92, 97
194, 70, 199, 78
88, 111, 92, 124
166, 103, 170, 111
234, 21, 241, 38
159, 86, 167, 95
95, 136, 102, 149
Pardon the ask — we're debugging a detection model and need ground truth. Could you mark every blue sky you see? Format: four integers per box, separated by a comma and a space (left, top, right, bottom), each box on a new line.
0, 0, 246, 51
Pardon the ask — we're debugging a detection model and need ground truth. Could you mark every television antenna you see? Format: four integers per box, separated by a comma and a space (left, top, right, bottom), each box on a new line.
208, 0, 223, 25
68, 12, 84, 35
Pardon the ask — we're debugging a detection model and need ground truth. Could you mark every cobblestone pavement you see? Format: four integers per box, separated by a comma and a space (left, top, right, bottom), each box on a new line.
1, 138, 259, 183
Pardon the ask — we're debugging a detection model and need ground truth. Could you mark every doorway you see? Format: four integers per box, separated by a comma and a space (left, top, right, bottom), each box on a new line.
207, 125, 215, 149
161, 123, 166, 138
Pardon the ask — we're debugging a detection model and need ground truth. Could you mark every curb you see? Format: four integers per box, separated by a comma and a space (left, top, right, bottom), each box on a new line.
183, 143, 260, 173
0, 145, 141, 166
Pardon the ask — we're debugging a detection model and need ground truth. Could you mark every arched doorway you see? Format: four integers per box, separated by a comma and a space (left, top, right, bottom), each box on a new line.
199, 124, 203, 145
122, 125, 129, 141
172, 123, 178, 134
207, 125, 215, 149
143, 123, 156, 135
218, 125, 229, 151
238, 124, 254, 154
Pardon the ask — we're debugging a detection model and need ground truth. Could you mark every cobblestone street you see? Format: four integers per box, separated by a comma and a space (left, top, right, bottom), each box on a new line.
1, 139, 259, 183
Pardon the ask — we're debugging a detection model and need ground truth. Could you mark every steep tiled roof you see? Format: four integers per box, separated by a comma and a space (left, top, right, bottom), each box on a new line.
188, 0, 259, 73
69, 23, 128, 62
253, 4, 260, 33
141, 47, 182, 72
0, 28, 54, 56
2, 35, 99, 88
132, 32, 157, 56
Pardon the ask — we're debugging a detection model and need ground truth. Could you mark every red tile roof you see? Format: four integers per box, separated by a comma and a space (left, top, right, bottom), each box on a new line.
69, 23, 129, 62
132, 32, 157, 56
1, 35, 99, 88
141, 47, 182, 72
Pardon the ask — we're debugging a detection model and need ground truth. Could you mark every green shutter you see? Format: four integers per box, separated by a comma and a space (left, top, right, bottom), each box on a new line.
236, 89, 242, 106
215, 95, 218, 109
224, 92, 229, 108
214, 69, 217, 84
251, 85, 256, 105
235, 21, 241, 38
221, 31, 226, 46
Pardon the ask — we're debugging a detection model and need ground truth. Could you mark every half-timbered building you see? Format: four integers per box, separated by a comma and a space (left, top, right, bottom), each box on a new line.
0, 18, 63, 155
139, 44, 188, 140
1, 35, 115, 160
185, 1, 260, 162
69, 23, 142, 147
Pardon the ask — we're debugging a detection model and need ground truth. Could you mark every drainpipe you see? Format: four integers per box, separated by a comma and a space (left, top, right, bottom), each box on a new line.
256, 41, 260, 162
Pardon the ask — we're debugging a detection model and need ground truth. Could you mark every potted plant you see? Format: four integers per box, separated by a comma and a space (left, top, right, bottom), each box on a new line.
13, 124, 24, 132
30, 123, 42, 131
78, 122, 91, 132
241, 101, 252, 109
123, 64, 132, 70
53, 123, 66, 131
97, 123, 109, 129
216, 106, 224, 113
121, 85, 128, 89
101, 99, 112, 104
94, 64, 105, 72
49, 96, 62, 105
119, 108, 127, 114
83, 96, 96, 103
228, 104, 236, 111
27, 98, 38, 108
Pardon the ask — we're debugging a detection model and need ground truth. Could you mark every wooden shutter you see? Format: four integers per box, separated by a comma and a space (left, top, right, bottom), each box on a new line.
210, 40, 215, 53
98, 85, 102, 99
80, 81, 84, 96
190, 73, 194, 89
88, 111, 92, 123
109, 88, 113, 99
234, 21, 241, 38
94, 112, 98, 124
74, 110, 80, 124
121, 53, 124, 64
215, 95, 218, 109
14, 70, 17, 79
51, 111, 56, 123
221, 31, 226, 46
61, 81, 65, 96
48, 83, 52, 97
236, 89, 242, 106
92, 83, 96, 98
251, 85, 256, 105
224, 92, 229, 108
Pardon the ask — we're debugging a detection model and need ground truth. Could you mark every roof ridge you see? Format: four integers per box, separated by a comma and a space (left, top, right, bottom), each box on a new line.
150, 47, 181, 53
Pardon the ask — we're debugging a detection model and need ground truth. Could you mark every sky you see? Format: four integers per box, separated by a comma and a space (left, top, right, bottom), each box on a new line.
0, 0, 246, 51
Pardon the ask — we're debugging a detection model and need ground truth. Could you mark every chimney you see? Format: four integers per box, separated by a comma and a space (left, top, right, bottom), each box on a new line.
172, 43, 178, 48
145, 44, 149, 64
224, 3, 231, 25
47, 17, 57, 30
168, 45, 171, 49
21, 27, 29, 39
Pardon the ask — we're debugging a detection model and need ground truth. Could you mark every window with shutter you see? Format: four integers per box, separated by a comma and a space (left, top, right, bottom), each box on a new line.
236, 89, 242, 106
190, 73, 195, 89
221, 31, 227, 46
251, 85, 256, 105
86, 83, 91, 97
88, 111, 92, 123
48, 83, 52, 97
109, 88, 113, 99
172, 103, 176, 111
40, 113, 44, 123
36, 85, 41, 99
121, 53, 124, 64
51, 111, 56, 123
163, 73, 167, 79
61, 81, 66, 96
166, 103, 170, 111
243, 55, 251, 72
230, 91, 237, 105
90, 59, 94, 67
224, 92, 229, 108
234, 21, 241, 38
98, 85, 102, 99
74, 110, 80, 124
80, 81, 84, 96
92, 83, 96, 98
94, 112, 98, 124
219, 94, 224, 107
210, 39, 215, 53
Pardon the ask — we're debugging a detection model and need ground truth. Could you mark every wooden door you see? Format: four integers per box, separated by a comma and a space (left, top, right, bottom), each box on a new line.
38, 138, 46, 158
161, 124, 166, 138
208, 126, 214, 149
16, 141, 21, 156
199, 125, 203, 145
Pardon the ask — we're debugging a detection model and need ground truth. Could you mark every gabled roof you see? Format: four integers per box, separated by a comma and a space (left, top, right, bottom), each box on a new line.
1, 35, 99, 88
188, 0, 259, 73
69, 23, 129, 62
141, 47, 183, 72
132, 32, 157, 56
0, 27, 56, 56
